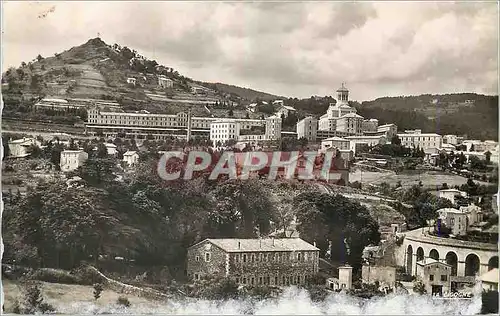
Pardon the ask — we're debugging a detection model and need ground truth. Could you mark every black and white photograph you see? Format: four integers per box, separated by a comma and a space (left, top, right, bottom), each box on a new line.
1, 1, 499, 314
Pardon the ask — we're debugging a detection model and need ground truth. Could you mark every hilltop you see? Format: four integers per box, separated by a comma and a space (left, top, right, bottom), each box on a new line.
1, 38, 282, 112
198, 82, 282, 101
356, 94, 499, 140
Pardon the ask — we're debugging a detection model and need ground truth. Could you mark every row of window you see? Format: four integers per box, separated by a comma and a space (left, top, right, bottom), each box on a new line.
401, 137, 441, 142
429, 274, 448, 282
234, 251, 317, 264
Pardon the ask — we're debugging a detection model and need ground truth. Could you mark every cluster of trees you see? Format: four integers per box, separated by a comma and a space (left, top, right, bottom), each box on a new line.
358, 94, 498, 141
3, 148, 381, 278
369, 135, 424, 158
285, 96, 335, 115
295, 192, 380, 270
390, 185, 455, 229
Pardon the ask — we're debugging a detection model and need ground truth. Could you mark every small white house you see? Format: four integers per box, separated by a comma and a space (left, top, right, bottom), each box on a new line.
8, 138, 36, 158
105, 143, 117, 156
127, 77, 136, 86
123, 151, 139, 167
438, 189, 468, 205
60, 150, 88, 172
321, 137, 350, 151
276, 105, 296, 118
247, 103, 258, 113
158, 75, 173, 88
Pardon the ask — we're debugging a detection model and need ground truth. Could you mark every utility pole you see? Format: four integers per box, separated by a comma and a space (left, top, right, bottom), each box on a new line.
186, 106, 192, 143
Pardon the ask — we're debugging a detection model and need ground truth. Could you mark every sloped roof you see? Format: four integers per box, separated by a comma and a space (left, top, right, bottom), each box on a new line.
480, 268, 499, 283
195, 238, 319, 252
323, 137, 348, 142
417, 258, 451, 267
123, 151, 138, 156
340, 113, 363, 119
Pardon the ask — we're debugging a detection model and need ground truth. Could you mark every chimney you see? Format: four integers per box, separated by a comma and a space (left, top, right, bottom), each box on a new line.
238, 241, 241, 250
313, 241, 317, 247
260, 239, 262, 248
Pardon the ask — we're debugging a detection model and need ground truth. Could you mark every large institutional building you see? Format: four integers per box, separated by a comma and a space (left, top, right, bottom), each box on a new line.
296, 84, 398, 152
85, 106, 281, 145
186, 238, 320, 286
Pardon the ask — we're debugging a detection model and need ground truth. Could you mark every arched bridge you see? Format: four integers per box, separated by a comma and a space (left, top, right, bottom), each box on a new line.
397, 228, 498, 278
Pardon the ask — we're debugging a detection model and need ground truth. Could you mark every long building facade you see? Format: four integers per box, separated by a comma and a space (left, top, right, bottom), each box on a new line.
186, 238, 320, 286
85, 106, 267, 141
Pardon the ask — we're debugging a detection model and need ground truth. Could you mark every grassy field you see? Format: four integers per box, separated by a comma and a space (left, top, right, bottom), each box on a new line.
1, 279, 154, 313
349, 169, 490, 189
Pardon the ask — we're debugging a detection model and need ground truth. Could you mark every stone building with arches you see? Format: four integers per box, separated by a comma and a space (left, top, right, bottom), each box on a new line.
396, 228, 498, 288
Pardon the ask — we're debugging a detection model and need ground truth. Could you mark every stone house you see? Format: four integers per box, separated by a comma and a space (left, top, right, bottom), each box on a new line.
186, 238, 320, 286
436, 208, 469, 236
415, 258, 452, 296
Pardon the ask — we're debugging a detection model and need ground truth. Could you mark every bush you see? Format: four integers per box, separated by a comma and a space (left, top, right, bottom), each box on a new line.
72, 265, 106, 285
30, 268, 80, 284
306, 274, 326, 285
93, 283, 104, 300
117, 296, 131, 307
413, 279, 426, 294
19, 281, 54, 314
39, 302, 56, 314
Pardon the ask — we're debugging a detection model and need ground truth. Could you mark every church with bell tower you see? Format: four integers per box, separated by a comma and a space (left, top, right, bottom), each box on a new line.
319, 83, 362, 132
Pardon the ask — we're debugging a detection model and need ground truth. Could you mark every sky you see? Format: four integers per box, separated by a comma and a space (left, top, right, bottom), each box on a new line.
2, 1, 499, 101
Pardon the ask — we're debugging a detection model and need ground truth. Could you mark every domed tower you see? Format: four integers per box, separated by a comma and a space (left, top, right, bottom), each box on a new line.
336, 83, 349, 106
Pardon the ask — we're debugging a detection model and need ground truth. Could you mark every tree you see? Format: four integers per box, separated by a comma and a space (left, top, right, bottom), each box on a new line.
74, 158, 118, 187
206, 180, 276, 238
27, 144, 42, 158
294, 192, 380, 269
36, 54, 44, 62
93, 283, 103, 300
391, 135, 402, 146
485, 151, 492, 164
96, 143, 108, 158
2, 136, 11, 159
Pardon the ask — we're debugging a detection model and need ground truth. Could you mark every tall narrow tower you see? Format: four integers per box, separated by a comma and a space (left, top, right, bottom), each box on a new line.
336, 83, 349, 106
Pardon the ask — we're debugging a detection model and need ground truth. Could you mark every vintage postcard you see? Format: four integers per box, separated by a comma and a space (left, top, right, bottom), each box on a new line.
1, 1, 498, 314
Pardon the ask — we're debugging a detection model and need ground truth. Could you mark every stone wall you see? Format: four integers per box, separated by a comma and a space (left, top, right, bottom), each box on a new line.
87, 266, 173, 301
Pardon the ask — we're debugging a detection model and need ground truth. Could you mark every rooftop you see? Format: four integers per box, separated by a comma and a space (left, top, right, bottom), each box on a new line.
480, 268, 499, 284
194, 238, 319, 252
123, 151, 137, 156
340, 113, 363, 119
417, 258, 451, 267
323, 137, 348, 142
437, 208, 466, 214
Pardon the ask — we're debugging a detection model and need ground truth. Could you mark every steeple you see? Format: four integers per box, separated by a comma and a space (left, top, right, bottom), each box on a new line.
336, 82, 349, 104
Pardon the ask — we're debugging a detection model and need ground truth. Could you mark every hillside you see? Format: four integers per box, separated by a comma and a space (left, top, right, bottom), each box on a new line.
357, 93, 499, 140
199, 82, 282, 102
1, 38, 283, 116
